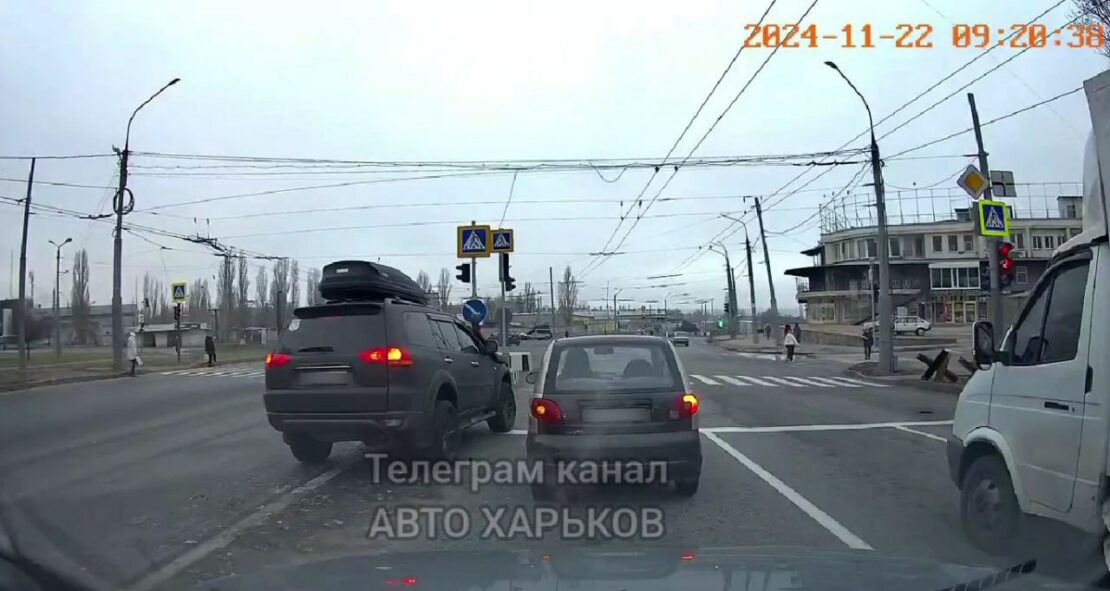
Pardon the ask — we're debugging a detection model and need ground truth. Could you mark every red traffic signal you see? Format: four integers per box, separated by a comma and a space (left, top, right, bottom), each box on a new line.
997, 241, 1015, 287
998, 241, 1014, 258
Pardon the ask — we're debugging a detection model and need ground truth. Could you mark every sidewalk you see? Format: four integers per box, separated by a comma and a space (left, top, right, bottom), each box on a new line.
0, 345, 269, 392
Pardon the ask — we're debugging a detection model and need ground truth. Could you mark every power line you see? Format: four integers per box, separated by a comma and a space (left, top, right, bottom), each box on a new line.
588, 0, 824, 278
0, 178, 119, 190
0, 153, 115, 161
499, 171, 518, 227
587, 0, 785, 268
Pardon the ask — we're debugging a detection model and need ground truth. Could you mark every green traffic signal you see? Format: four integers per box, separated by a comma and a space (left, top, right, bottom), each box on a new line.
716, 319, 725, 329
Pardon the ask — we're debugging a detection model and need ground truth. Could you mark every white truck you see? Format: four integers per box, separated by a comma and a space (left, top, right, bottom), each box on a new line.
948, 70, 1110, 570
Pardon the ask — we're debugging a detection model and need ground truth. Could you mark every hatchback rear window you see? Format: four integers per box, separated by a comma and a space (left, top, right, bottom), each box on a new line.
276, 305, 384, 354
547, 342, 680, 393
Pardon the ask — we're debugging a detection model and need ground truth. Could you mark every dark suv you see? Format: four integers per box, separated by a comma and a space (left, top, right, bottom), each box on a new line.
264, 298, 516, 464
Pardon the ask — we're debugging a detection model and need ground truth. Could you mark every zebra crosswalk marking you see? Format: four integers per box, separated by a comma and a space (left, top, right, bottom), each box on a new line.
823, 376, 888, 388
716, 375, 753, 387
759, 376, 804, 387
690, 375, 720, 386
733, 376, 778, 387
779, 376, 833, 388
806, 376, 860, 388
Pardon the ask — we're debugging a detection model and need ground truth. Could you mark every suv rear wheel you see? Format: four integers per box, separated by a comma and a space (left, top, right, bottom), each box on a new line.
286, 435, 333, 465
487, 379, 516, 433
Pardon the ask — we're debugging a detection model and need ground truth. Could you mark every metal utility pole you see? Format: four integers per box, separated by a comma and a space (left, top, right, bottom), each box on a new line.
549, 267, 557, 332
720, 214, 761, 344
709, 243, 738, 339
753, 198, 781, 346
969, 93, 1003, 340
498, 253, 508, 347
16, 159, 35, 369
276, 289, 283, 336
49, 237, 72, 358
211, 307, 220, 345
113, 78, 180, 371
826, 61, 892, 373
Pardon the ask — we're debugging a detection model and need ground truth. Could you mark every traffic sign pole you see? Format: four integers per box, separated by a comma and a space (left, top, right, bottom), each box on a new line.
969, 93, 1003, 340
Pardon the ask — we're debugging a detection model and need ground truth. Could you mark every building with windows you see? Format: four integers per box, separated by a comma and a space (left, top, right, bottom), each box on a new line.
786, 185, 1083, 325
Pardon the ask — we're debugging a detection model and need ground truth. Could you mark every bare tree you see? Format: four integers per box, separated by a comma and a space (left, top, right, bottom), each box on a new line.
305, 268, 322, 305
188, 278, 211, 323
254, 265, 268, 325
71, 249, 92, 345
416, 270, 432, 295
289, 259, 301, 309
557, 265, 578, 328
522, 282, 538, 313
237, 256, 250, 336
217, 256, 236, 341
436, 268, 453, 309
271, 259, 291, 327
142, 272, 166, 321
1073, 0, 1110, 58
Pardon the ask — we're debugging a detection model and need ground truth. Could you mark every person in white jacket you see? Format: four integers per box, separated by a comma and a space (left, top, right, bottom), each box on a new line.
783, 325, 798, 362
126, 332, 139, 376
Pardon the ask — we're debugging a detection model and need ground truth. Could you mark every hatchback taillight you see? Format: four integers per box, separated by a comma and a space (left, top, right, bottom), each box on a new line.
530, 398, 563, 424
359, 346, 413, 367
265, 352, 292, 368
675, 393, 699, 418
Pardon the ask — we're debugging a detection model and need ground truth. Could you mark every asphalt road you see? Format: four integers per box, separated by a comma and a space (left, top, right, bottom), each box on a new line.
0, 337, 1071, 590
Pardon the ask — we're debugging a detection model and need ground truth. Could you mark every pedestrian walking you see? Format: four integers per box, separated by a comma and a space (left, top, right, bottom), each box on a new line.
783, 325, 798, 362
564, 329, 570, 338
205, 334, 217, 367
793, 323, 801, 342
126, 331, 140, 376
862, 326, 874, 360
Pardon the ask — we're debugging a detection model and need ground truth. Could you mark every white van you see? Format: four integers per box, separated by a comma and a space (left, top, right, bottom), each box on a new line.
948, 71, 1110, 568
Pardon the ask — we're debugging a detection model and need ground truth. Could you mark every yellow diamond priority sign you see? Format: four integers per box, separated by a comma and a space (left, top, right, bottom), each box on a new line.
957, 165, 989, 199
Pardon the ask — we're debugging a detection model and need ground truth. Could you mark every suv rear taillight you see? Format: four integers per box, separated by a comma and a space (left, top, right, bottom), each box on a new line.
265, 352, 292, 368
530, 398, 563, 424
674, 393, 699, 418
359, 346, 413, 367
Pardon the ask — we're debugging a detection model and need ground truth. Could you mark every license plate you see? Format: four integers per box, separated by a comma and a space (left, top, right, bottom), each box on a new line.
581, 407, 650, 423
297, 370, 350, 386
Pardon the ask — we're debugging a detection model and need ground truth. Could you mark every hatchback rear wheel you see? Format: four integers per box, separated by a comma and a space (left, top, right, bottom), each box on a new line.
675, 476, 700, 496
287, 435, 332, 465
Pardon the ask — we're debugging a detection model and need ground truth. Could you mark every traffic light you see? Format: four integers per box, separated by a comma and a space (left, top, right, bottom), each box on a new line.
499, 253, 516, 292
998, 241, 1015, 287
173, 303, 181, 322
716, 319, 725, 329
455, 262, 471, 284
724, 302, 730, 314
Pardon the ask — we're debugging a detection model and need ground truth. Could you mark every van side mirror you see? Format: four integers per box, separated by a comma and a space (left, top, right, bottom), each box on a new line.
484, 338, 499, 355
972, 321, 995, 369
525, 371, 538, 384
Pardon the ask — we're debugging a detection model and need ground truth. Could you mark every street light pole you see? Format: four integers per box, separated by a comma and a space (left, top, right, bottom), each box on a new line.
709, 243, 738, 339
112, 78, 180, 371
825, 61, 894, 374
49, 238, 72, 358
720, 214, 761, 343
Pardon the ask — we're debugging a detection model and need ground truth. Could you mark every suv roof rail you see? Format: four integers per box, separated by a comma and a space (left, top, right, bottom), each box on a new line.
319, 295, 428, 307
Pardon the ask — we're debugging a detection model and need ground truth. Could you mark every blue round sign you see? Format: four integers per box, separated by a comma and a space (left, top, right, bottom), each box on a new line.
462, 298, 488, 324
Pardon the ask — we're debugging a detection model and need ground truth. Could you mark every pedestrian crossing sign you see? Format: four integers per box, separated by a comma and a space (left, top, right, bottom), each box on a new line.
457, 224, 492, 258
171, 281, 187, 303
491, 228, 514, 253
977, 199, 1010, 237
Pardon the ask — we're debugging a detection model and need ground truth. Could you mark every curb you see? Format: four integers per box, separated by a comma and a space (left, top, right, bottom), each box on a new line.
843, 367, 963, 395
0, 371, 131, 394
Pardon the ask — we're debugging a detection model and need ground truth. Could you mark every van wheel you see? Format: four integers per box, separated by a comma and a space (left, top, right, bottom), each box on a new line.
287, 435, 332, 465
915, 328, 926, 336
961, 455, 1020, 553
425, 400, 461, 461
487, 380, 516, 433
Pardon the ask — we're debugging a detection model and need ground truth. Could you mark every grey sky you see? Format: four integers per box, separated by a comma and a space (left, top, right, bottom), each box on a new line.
1, 0, 1104, 313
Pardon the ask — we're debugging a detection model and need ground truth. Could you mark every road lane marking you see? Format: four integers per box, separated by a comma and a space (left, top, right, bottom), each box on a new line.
703, 431, 873, 550
778, 376, 833, 388
690, 375, 721, 385
124, 460, 355, 591
824, 376, 888, 388
702, 419, 953, 433
732, 375, 778, 387
892, 425, 947, 442
806, 377, 859, 388
716, 375, 752, 387
760, 376, 803, 387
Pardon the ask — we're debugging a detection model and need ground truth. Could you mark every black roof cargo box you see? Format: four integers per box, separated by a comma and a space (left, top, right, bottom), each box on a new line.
319, 260, 429, 305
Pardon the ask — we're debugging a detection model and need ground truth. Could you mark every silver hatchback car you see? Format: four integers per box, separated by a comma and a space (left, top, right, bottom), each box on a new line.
524, 335, 702, 500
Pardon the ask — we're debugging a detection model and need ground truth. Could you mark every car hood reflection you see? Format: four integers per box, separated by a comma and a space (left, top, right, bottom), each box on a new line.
197, 546, 1074, 591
